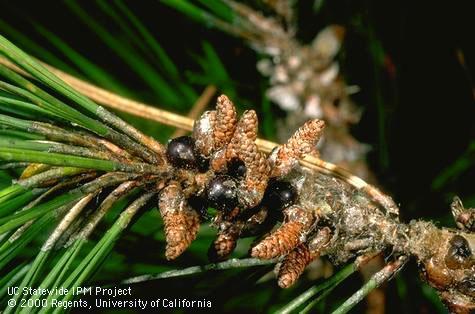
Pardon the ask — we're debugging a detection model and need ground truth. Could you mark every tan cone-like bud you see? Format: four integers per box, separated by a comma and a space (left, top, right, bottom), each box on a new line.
251, 221, 304, 259
277, 227, 332, 288
251, 206, 314, 259
217, 109, 269, 208
226, 110, 258, 160
238, 137, 270, 208
158, 184, 201, 260
214, 95, 237, 149
209, 220, 244, 261
270, 119, 325, 177
277, 244, 314, 288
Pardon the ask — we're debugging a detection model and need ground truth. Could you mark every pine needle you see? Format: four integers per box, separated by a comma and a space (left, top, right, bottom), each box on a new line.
121, 257, 277, 284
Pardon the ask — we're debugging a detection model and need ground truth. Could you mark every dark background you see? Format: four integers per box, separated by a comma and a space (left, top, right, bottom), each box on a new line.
1, 1, 474, 313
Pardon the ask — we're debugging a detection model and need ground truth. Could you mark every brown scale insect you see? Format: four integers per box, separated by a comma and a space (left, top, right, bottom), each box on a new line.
158, 94, 474, 313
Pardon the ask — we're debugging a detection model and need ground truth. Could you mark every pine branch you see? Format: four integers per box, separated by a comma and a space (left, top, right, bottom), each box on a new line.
0, 56, 399, 217
0, 26, 472, 314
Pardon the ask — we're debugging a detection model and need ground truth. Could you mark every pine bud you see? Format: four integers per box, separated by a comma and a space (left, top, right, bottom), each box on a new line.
251, 206, 313, 259
270, 119, 325, 177
226, 110, 258, 160
251, 221, 304, 259
158, 184, 200, 260
277, 227, 331, 288
214, 95, 237, 149
238, 137, 270, 208
209, 221, 244, 261
277, 244, 314, 288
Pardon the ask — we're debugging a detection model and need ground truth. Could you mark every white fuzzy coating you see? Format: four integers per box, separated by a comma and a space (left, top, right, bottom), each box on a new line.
193, 111, 216, 157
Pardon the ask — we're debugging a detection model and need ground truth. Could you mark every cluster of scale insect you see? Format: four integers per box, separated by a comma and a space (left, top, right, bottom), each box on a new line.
157, 95, 329, 285
159, 94, 411, 286
157, 95, 475, 303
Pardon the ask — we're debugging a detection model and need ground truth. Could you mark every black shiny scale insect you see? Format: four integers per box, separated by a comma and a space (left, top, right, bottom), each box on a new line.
166, 136, 298, 214
205, 175, 239, 212
445, 235, 473, 269
449, 235, 472, 259
227, 158, 246, 179
263, 179, 298, 211
204, 176, 298, 213
187, 195, 210, 220
166, 136, 209, 172
166, 136, 198, 170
